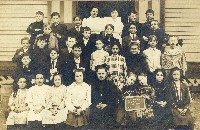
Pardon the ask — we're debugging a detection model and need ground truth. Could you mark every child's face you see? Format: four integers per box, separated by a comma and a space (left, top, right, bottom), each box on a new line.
51, 15, 60, 25
75, 71, 83, 84
35, 14, 44, 22
128, 13, 137, 22
50, 50, 59, 60
43, 26, 52, 34
105, 26, 114, 35
54, 75, 62, 87
35, 74, 44, 86
169, 37, 178, 49
90, 8, 98, 18
18, 78, 27, 89
21, 56, 31, 66
97, 68, 107, 81
83, 30, 91, 39
138, 75, 148, 86
151, 21, 159, 30
73, 47, 82, 58
21, 39, 30, 49
149, 37, 157, 48
146, 13, 154, 21
95, 40, 104, 50
73, 17, 82, 26
172, 70, 180, 81
127, 74, 137, 86
37, 40, 47, 48
112, 45, 119, 55
111, 10, 118, 19
67, 37, 76, 48
129, 24, 137, 34
130, 45, 139, 54
156, 71, 164, 83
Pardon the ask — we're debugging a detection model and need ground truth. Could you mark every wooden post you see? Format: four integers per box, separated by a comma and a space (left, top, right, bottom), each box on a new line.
152, 0, 161, 22
138, 0, 149, 23
51, 1, 60, 14
64, 1, 73, 23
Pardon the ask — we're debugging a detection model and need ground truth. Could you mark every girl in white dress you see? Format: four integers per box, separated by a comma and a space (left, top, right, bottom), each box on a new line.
6, 77, 29, 130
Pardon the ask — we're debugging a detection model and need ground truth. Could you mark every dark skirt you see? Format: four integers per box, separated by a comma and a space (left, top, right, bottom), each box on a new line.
65, 108, 90, 127
116, 105, 137, 125
172, 108, 194, 129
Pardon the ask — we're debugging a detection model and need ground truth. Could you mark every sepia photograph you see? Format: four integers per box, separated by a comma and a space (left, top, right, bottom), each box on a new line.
0, 0, 200, 130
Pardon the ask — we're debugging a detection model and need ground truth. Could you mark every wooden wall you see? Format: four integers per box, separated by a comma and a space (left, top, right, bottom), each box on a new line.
165, 0, 200, 62
0, 1, 48, 61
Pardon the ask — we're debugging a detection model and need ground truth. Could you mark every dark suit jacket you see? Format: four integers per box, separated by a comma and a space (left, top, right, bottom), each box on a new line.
12, 47, 33, 67
122, 34, 140, 55
68, 26, 84, 39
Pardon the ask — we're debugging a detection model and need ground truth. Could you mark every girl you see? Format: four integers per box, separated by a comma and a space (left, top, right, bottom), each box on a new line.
90, 37, 109, 71
43, 73, 68, 130
6, 77, 29, 130
100, 24, 120, 53
105, 42, 127, 89
151, 69, 172, 129
168, 67, 194, 130
65, 69, 91, 129
162, 36, 187, 75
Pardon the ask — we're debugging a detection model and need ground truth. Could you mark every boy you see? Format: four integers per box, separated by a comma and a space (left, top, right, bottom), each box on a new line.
90, 38, 109, 71
122, 23, 141, 54
27, 11, 44, 47
47, 49, 65, 82
51, 12, 68, 49
142, 9, 154, 33
12, 37, 32, 67
78, 27, 95, 62
63, 44, 88, 85
68, 15, 84, 39
143, 35, 161, 73
122, 10, 142, 37
12, 53, 35, 88
26, 73, 50, 130
144, 20, 167, 52
60, 35, 77, 63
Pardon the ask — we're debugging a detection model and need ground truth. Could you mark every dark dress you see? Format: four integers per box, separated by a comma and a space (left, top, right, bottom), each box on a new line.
169, 81, 194, 129
152, 81, 172, 128
90, 78, 118, 129
125, 53, 148, 74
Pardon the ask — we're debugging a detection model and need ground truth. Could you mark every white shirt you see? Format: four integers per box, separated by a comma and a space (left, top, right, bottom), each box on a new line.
83, 38, 89, 46
66, 82, 91, 111
103, 17, 124, 34
143, 47, 161, 72
51, 59, 57, 69
82, 16, 104, 34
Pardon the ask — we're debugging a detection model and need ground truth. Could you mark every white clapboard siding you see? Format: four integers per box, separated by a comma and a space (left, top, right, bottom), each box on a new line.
165, 0, 200, 62
0, 1, 48, 61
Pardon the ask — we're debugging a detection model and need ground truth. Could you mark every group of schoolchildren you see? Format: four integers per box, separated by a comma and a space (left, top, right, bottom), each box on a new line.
7, 6, 194, 130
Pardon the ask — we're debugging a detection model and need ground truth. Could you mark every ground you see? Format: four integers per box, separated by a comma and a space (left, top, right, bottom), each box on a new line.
0, 99, 200, 130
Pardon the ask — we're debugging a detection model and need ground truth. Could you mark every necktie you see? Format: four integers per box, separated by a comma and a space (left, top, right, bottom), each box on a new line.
52, 61, 55, 69
76, 26, 80, 32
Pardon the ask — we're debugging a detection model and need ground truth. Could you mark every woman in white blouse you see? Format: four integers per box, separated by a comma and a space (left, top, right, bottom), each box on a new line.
65, 68, 91, 129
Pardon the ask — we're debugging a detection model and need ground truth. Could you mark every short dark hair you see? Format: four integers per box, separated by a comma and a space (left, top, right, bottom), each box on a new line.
81, 27, 91, 33
50, 48, 59, 54
72, 44, 82, 50
145, 9, 154, 15
148, 35, 157, 42
105, 24, 114, 31
129, 10, 137, 15
50, 12, 60, 18
36, 11, 44, 16
95, 64, 108, 72
73, 15, 82, 21
35, 34, 46, 44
